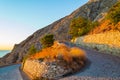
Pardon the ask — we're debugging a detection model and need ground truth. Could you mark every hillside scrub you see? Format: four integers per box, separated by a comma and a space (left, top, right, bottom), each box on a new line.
22, 45, 37, 62
22, 34, 54, 66
28, 45, 37, 55
89, 2, 120, 34
21, 44, 38, 69
69, 16, 98, 39
40, 34, 54, 49
107, 2, 120, 24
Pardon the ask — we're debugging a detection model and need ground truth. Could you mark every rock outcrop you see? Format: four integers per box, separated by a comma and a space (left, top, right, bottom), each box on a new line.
0, 0, 119, 66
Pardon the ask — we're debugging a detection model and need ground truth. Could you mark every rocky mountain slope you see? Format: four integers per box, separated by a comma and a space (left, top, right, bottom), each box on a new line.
0, 0, 119, 66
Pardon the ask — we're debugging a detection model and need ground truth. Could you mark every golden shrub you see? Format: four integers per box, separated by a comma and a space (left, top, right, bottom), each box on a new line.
30, 41, 86, 62
70, 47, 86, 60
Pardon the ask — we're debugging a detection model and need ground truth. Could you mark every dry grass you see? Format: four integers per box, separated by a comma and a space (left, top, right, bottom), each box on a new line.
90, 20, 120, 34
30, 41, 86, 62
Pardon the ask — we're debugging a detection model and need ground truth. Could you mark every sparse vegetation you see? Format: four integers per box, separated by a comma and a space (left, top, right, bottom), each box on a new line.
22, 45, 37, 60
107, 2, 120, 24
40, 34, 54, 49
89, 2, 120, 34
28, 45, 37, 55
21, 44, 38, 69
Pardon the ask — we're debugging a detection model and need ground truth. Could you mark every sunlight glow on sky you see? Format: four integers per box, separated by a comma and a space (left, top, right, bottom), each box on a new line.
0, 0, 88, 50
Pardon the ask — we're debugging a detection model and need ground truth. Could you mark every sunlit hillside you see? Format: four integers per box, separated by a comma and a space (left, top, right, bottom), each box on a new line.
75, 2, 120, 56
75, 20, 120, 56
83, 2, 120, 48
90, 20, 120, 34
90, 2, 120, 34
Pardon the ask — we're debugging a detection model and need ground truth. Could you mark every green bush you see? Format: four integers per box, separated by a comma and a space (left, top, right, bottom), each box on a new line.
40, 34, 54, 49
69, 16, 98, 39
21, 45, 37, 69
22, 45, 37, 61
28, 45, 37, 55
107, 2, 120, 24
21, 45, 38, 69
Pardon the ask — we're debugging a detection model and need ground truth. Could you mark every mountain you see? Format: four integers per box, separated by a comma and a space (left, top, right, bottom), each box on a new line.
0, 0, 119, 66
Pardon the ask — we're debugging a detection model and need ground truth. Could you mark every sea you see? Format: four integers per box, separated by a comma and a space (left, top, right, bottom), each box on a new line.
0, 50, 11, 58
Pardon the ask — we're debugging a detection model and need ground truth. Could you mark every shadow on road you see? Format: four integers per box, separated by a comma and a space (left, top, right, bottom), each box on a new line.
62, 58, 91, 78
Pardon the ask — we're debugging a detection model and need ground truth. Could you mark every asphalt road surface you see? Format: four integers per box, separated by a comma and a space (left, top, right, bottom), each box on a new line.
0, 64, 23, 80
61, 43, 120, 80
0, 43, 120, 80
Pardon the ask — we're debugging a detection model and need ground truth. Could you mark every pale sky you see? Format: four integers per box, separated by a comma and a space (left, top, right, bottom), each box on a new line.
0, 0, 88, 50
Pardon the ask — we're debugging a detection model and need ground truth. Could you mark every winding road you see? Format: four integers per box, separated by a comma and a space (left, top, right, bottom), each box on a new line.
75, 48, 120, 78
0, 64, 23, 80
0, 43, 120, 80
0, 64, 30, 80
61, 43, 120, 80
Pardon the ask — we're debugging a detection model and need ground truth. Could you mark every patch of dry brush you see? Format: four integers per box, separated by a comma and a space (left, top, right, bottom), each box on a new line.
30, 41, 86, 63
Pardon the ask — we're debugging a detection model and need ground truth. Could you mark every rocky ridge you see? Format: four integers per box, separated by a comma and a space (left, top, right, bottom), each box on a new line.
0, 0, 119, 66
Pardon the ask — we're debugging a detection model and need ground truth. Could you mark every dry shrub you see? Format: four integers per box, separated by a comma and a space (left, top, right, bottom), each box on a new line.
30, 41, 86, 62
70, 47, 86, 61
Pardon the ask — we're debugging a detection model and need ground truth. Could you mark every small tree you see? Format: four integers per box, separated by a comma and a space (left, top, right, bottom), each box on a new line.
40, 34, 54, 49
69, 17, 88, 38
28, 45, 37, 55
22, 45, 37, 69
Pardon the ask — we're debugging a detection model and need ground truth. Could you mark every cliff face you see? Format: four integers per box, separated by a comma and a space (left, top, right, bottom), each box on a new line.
0, 0, 118, 65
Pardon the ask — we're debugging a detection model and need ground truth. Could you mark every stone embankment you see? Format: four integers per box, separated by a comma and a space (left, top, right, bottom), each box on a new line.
23, 56, 85, 79
75, 30, 120, 56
